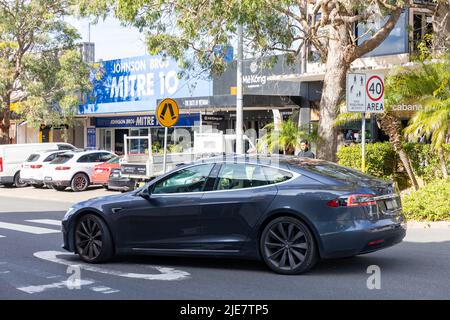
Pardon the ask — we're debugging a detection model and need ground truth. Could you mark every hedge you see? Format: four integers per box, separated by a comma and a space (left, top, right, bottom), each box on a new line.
337, 142, 450, 188
402, 179, 450, 221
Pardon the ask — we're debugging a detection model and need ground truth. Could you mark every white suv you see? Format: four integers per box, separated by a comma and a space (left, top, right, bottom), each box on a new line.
43, 150, 116, 192
20, 150, 68, 188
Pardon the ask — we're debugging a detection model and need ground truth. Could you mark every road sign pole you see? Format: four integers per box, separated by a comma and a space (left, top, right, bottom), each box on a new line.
163, 126, 168, 174
361, 112, 366, 173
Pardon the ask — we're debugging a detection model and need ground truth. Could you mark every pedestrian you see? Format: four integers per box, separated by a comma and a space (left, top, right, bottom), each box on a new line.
297, 139, 315, 158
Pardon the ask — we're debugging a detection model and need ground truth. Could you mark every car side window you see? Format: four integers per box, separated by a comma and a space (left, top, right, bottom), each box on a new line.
43, 153, 61, 162
216, 164, 292, 190
77, 154, 91, 163
57, 144, 74, 150
262, 167, 293, 184
152, 164, 214, 194
98, 152, 114, 162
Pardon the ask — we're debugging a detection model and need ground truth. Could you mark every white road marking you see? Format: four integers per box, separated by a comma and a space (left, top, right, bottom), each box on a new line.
34, 251, 191, 281
0, 222, 59, 234
90, 286, 120, 294
17, 280, 94, 294
0, 235, 5, 238
26, 219, 61, 226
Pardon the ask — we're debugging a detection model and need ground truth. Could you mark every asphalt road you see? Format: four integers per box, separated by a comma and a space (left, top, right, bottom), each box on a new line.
0, 191, 449, 300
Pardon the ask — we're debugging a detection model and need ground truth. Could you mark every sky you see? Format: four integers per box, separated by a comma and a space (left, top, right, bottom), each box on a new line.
65, 16, 148, 61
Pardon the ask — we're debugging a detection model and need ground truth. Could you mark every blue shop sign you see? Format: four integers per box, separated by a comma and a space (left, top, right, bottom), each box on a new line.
95, 113, 201, 128
79, 55, 211, 115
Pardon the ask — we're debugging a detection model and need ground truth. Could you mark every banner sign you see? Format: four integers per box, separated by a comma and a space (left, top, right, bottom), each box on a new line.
79, 55, 211, 115
95, 113, 200, 128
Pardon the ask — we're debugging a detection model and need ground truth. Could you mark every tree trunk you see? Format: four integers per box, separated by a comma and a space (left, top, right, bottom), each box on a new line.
438, 147, 449, 179
317, 26, 350, 162
377, 113, 419, 190
0, 98, 11, 145
432, 1, 450, 55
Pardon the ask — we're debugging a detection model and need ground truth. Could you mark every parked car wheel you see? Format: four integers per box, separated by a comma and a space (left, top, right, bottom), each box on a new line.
75, 214, 114, 263
53, 185, 67, 191
71, 173, 89, 192
260, 216, 319, 275
14, 172, 28, 188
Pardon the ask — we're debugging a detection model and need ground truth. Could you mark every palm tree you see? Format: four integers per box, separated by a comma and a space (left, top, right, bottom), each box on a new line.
391, 54, 450, 178
258, 118, 314, 155
334, 111, 419, 190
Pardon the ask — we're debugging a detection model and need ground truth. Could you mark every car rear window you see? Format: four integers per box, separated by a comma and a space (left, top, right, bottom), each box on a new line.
290, 161, 372, 182
107, 156, 120, 164
50, 154, 74, 164
25, 154, 40, 162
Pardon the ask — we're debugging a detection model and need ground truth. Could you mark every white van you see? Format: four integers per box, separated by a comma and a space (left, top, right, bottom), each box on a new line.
0, 143, 76, 187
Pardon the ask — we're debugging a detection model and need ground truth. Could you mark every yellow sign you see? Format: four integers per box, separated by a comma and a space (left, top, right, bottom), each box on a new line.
156, 98, 179, 128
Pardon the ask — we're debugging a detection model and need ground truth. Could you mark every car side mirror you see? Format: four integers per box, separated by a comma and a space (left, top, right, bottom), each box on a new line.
138, 186, 152, 200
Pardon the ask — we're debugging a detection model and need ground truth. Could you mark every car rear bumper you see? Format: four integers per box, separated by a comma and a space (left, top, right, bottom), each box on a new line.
44, 179, 71, 187
22, 178, 44, 185
108, 177, 135, 191
0, 176, 14, 184
317, 217, 407, 259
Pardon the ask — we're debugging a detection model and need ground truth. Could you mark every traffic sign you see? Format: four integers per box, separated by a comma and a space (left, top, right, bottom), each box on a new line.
365, 75, 384, 113
346, 73, 385, 113
157, 98, 179, 128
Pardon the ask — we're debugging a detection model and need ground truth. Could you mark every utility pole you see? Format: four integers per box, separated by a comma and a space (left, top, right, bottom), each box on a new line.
235, 22, 244, 154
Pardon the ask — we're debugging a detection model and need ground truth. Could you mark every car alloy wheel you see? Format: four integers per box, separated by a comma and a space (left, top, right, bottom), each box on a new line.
75, 214, 113, 263
71, 173, 89, 192
261, 217, 318, 274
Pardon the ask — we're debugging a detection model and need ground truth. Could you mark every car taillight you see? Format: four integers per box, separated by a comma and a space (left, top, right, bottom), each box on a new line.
55, 166, 71, 170
0, 157, 3, 172
327, 194, 376, 207
31, 164, 43, 169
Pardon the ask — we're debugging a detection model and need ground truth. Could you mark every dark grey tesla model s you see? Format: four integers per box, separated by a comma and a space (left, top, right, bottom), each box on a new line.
62, 155, 406, 274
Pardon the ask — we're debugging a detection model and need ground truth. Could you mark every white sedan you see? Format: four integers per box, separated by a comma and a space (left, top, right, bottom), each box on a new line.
43, 150, 116, 192
20, 150, 67, 188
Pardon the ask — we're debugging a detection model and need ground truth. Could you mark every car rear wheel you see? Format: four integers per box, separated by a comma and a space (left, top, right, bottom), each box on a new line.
71, 173, 89, 192
75, 214, 114, 263
260, 216, 318, 275
14, 172, 28, 188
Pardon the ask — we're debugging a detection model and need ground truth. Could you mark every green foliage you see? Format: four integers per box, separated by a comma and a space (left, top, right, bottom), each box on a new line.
337, 141, 450, 185
257, 118, 315, 154
402, 179, 450, 221
336, 142, 396, 181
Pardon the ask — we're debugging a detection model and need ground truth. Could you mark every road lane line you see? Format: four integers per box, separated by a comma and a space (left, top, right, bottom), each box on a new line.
0, 235, 5, 238
34, 251, 191, 281
26, 219, 61, 226
0, 222, 59, 234
90, 286, 120, 294
17, 280, 94, 294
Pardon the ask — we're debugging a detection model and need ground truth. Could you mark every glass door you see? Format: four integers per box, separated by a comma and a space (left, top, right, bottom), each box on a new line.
100, 128, 112, 152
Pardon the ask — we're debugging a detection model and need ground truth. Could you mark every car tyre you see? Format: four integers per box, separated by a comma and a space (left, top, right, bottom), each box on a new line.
260, 216, 319, 275
71, 173, 89, 192
14, 172, 28, 188
75, 214, 114, 263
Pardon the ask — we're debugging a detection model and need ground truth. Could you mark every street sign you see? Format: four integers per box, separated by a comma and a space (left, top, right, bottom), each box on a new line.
365, 74, 385, 113
346, 73, 385, 113
346, 73, 366, 112
157, 98, 179, 128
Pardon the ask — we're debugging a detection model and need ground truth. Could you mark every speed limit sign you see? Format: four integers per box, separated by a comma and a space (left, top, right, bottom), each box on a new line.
365, 74, 384, 113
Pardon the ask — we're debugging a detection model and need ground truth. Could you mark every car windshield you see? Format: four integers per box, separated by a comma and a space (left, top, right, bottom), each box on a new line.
25, 154, 40, 162
50, 154, 74, 164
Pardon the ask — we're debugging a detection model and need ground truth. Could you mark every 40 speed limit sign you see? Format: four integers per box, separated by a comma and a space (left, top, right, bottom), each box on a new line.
346, 73, 384, 113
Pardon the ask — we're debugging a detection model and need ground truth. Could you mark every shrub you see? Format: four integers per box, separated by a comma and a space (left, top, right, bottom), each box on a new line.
403, 142, 443, 182
336, 142, 396, 181
402, 179, 450, 221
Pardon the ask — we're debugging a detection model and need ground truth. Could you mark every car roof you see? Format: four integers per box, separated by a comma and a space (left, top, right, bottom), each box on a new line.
192, 154, 327, 169
60, 149, 112, 156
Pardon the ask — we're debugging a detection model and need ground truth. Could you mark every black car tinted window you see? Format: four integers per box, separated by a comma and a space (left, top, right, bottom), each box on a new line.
26, 154, 40, 162
262, 166, 293, 184
152, 164, 214, 194
51, 154, 74, 164
43, 152, 62, 162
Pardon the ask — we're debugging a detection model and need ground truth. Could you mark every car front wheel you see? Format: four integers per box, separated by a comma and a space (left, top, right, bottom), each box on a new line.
260, 216, 318, 275
75, 214, 114, 263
